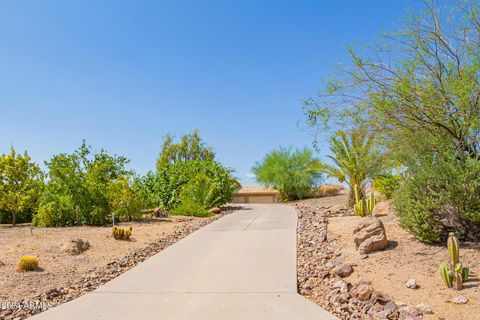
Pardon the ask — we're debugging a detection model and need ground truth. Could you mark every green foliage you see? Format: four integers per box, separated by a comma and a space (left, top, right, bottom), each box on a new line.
393, 154, 480, 243
112, 226, 132, 240
17, 256, 39, 272
252, 147, 322, 200
439, 233, 469, 290
179, 173, 223, 208
321, 130, 384, 206
156, 159, 236, 210
170, 200, 211, 217
373, 174, 401, 200
34, 142, 136, 226
108, 178, 144, 222
156, 130, 214, 171
0, 148, 44, 225
303, 1, 480, 241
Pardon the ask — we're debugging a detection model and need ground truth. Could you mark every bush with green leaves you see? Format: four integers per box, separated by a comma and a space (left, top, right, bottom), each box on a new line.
0, 148, 44, 225
253, 147, 321, 201
34, 142, 141, 226
156, 159, 236, 210
393, 155, 480, 243
373, 174, 401, 200
170, 200, 211, 217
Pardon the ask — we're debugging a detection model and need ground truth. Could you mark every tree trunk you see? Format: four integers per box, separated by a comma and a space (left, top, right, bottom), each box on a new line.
12, 212, 16, 226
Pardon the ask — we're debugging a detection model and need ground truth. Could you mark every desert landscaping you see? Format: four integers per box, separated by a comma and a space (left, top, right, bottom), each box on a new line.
295, 192, 479, 320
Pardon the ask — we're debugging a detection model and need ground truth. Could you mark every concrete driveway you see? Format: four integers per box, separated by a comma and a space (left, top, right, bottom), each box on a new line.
32, 204, 337, 320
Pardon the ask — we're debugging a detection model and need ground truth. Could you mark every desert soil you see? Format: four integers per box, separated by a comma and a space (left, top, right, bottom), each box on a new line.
0, 216, 206, 302
296, 192, 480, 320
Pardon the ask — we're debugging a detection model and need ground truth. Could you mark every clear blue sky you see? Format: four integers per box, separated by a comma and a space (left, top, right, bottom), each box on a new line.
0, 0, 413, 184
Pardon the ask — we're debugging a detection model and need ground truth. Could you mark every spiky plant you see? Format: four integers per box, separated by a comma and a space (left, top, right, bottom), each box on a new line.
16, 255, 39, 272
439, 233, 470, 290
112, 226, 132, 240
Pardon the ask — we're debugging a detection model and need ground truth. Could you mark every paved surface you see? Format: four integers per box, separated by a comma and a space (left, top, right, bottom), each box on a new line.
32, 204, 337, 320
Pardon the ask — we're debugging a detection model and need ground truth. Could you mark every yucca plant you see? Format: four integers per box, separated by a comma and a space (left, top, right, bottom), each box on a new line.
321, 129, 384, 206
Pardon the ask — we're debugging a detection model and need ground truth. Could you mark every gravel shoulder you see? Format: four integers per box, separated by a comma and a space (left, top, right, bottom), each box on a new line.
293, 192, 480, 320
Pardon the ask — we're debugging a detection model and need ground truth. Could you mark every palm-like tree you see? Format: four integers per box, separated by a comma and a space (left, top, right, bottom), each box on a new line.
321, 129, 384, 206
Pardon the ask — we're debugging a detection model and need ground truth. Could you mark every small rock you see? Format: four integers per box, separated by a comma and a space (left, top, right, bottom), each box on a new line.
416, 303, 433, 314
332, 280, 345, 288
0, 259, 5, 267
372, 201, 392, 217
61, 238, 91, 255
405, 278, 417, 289
453, 295, 468, 304
208, 207, 222, 214
360, 254, 369, 259
398, 305, 421, 320
352, 284, 373, 301
333, 263, 354, 278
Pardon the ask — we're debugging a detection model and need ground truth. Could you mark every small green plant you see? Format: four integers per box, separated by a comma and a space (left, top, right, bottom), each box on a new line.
112, 226, 132, 240
171, 199, 211, 217
439, 233, 469, 290
16, 255, 39, 272
353, 184, 376, 217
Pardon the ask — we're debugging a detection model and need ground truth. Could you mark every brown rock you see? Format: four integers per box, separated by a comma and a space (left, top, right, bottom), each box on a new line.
61, 238, 91, 255
333, 263, 354, 278
398, 305, 421, 320
353, 217, 388, 254
372, 201, 392, 217
209, 207, 222, 214
352, 284, 373, 301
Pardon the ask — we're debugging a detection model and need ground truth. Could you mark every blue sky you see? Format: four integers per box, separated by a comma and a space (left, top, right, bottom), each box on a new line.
0, 0, 413, 184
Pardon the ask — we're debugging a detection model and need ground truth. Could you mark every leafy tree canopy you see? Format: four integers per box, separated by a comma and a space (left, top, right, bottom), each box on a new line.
156, 130, 215, 170
253, 147, 322, 200
0, 148, 44, 225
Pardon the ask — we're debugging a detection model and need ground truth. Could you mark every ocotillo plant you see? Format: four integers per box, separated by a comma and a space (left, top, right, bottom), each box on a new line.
439, 233, 470, 290
353, 184, 376, 217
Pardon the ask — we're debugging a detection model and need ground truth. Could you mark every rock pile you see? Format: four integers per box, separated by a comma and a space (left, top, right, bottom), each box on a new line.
0, 213, 226, 320
296, 204, 421, 320
61, 238, 91, 255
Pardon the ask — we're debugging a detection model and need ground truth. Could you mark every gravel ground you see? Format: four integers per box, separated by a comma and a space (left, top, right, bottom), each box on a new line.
0, 211, 230, 319
293, 192, 479, 320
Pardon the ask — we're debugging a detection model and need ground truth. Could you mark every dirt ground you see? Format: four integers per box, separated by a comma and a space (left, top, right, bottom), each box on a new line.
0, 216, 201, 302
298, 192, 480, 320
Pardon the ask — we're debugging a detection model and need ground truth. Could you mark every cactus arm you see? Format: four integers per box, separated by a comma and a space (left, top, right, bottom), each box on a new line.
447, 233, 460, 267
439, 263, 453, 288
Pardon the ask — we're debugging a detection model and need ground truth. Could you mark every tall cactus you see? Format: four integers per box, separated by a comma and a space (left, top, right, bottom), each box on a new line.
353, 184, 376, 217
447, 232, 459, 267
366, 191, 376, 215
439, 233, 470, 290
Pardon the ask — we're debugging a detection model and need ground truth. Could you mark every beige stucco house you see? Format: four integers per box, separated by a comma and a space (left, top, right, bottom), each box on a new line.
232, 186, 280, 203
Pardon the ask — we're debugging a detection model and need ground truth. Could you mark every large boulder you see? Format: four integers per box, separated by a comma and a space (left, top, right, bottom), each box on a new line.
61, 238, 91, 255
353, 217, 388, 254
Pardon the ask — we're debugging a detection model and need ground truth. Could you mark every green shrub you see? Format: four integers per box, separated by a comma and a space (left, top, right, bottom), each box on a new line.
252, 147, 322, 200
373, 174, 401, 199
170, 200, 211, 217
156, 159, 236, 210
393, 155, 480, 243
34, 142, 136, 227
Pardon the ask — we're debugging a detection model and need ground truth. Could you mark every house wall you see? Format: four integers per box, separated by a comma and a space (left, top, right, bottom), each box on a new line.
232, 194, 278, 203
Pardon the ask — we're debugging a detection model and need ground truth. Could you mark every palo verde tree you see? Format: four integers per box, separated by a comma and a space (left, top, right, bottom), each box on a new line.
156, 130, 215, 170
253, 147, 322, 200
304, 0, 480, 242
0, 148, 44, 225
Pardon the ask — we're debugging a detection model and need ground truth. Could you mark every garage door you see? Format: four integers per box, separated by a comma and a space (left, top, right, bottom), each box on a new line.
247, 195, 274, 203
